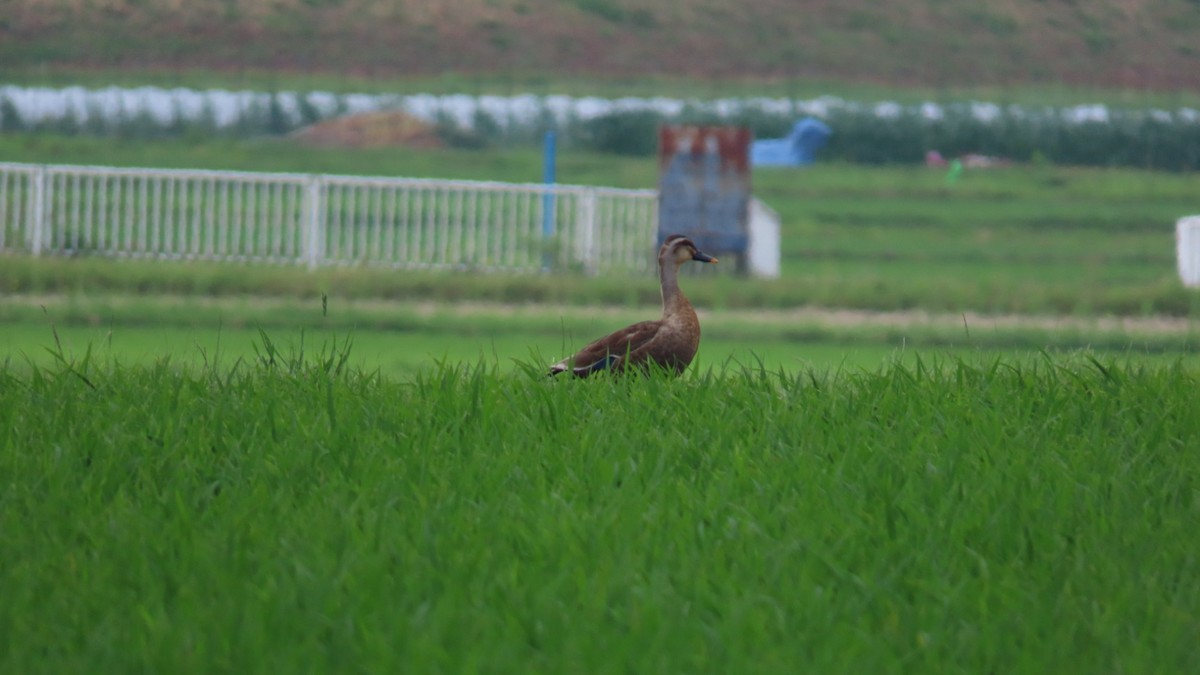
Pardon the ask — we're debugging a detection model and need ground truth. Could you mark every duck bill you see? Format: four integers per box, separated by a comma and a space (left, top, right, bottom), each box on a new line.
692, 251, 718, 263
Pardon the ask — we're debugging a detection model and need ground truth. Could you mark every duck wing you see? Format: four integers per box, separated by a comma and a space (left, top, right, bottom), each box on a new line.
549, 319, 663, 376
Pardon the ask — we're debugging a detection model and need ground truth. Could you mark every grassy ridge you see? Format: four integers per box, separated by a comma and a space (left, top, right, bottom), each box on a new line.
3, 252, 1197, 318
2, 353, 1198, 672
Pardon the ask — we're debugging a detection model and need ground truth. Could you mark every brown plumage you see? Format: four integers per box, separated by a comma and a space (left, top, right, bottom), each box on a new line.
549, 235, 718, 377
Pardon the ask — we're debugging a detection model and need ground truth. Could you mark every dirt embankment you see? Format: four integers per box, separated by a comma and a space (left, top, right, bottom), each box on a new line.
4, 1, 1199, 90
291, 111, 442, 149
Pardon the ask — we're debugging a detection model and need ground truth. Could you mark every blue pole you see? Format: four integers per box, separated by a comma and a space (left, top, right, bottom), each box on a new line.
542, 131, 556, 270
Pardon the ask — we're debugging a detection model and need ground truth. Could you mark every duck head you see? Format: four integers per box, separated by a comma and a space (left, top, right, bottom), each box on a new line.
660, 235, 719, 266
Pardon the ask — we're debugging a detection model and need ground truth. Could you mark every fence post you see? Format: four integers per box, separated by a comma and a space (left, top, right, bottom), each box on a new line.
577, 189, 598, 275
1177, 216, 1200, 288
303, 175, 324, 270
541, 131, 557, 271
29, 166, 46, 256
746, 198, 781, 278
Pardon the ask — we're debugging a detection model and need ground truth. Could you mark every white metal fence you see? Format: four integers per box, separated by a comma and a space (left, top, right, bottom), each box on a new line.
0, 161, 662, 274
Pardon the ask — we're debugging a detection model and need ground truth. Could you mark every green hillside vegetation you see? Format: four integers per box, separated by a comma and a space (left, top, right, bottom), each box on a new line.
5, 0, 1200, 92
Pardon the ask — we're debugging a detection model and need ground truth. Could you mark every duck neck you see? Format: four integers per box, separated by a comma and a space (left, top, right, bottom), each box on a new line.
659, 259, 687, 316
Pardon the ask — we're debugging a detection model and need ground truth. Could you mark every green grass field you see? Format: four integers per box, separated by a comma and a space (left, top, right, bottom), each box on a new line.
2, 351, 1198, 673
0, 319, 911, 377
4, 293, 1199, 377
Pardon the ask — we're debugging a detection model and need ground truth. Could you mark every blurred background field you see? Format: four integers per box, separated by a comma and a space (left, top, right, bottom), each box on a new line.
2, 132, 1197, 372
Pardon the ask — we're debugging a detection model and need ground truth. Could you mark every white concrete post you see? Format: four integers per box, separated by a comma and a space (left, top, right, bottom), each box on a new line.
747, 197, 781, 278
578, 189, 598, 275
1177, 216, 1200, 287
303, 175, 324, 270
29, 166, 46, 256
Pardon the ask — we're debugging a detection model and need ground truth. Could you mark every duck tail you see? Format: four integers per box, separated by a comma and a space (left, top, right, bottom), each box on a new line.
573, 353, 620, 377
548, 353, 621, 378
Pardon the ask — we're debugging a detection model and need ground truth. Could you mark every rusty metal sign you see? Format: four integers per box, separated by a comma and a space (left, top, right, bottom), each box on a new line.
658, 125, 752, 257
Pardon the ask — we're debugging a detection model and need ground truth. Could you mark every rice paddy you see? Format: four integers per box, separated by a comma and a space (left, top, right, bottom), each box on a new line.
2, 345, 1198, 673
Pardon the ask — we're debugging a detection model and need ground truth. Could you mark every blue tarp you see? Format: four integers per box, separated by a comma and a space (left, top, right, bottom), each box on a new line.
750, 117, 831, 167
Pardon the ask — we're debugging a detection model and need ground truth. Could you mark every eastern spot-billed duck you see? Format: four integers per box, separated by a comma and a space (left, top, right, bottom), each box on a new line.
549, 235, 717, 377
